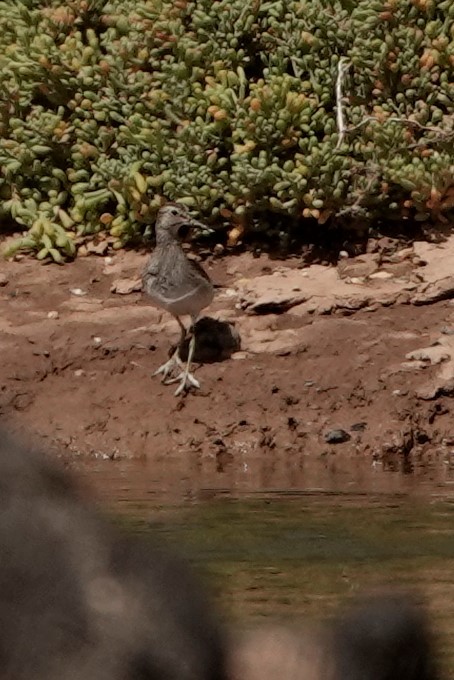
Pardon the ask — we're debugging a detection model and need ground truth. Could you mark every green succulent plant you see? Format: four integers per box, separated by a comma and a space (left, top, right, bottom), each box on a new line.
0, 0, 453, 260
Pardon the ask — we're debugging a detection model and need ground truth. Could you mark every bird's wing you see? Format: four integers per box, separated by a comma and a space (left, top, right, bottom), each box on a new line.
186, 256, 212, 284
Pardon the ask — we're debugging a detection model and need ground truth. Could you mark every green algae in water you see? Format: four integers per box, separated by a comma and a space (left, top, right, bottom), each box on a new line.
113, 495, 454, 675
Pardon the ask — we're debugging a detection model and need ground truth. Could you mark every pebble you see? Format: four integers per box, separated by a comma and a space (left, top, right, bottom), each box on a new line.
324, 429, 351, 444
87, 240, 109, 256
218, 288, 237, 300
369, 270, 394, 280
400, 360, 427, 371
0, 273, 8, 287
74, 369, 85, 377
110, 278, 142, 295
231, 351, 249, 360
47, 311, 59, 320
351, 422, 367, 432
92, 336, 102, 347
70, 288, 87, 296
395, 247, 414, 261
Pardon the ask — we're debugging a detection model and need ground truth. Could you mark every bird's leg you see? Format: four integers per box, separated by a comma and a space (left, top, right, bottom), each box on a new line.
173, 315, 200, 396
153, 317, 186, 382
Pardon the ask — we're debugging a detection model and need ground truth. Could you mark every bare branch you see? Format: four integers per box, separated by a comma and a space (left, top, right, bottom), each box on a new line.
333, 65, 453, 148
335, 57, 350, 149
341, 114, 454, 145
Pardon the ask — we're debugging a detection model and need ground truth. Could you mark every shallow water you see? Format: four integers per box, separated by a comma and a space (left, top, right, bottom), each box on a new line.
75, 456, 454, 676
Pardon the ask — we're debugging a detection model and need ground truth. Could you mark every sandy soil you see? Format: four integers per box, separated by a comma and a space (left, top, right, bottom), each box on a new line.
1, 235, 453, 497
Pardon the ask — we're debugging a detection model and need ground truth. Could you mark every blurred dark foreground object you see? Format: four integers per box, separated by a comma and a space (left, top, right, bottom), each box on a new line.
328, 592, 438, 680
229, 592, 439, 680
0, 429, 227, 680
0, 429, 440, 680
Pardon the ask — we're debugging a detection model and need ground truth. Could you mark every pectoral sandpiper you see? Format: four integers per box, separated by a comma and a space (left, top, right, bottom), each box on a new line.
142, 203, 214, 396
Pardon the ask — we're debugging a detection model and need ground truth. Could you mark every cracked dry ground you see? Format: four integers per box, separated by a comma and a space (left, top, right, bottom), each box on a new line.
0, 237, 453, 496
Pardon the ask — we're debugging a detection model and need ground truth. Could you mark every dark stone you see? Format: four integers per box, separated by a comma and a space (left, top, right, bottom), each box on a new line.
324, 429, 351, 444
350, 422, 367, 432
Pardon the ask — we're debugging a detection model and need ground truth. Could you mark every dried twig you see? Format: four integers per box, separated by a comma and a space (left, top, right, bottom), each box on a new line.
335, 57, 350, 149
333, 62, 453, 148
347, 115, 453, 138
336, 171, 379, 218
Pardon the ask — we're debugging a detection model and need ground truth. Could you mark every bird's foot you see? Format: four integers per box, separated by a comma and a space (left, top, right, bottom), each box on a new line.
166, 370, 200, 396
152, 353, 183, 383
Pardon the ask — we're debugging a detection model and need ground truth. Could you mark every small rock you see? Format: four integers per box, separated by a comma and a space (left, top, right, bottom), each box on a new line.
92, 336, 102, 347
400, 360, 427, 371
416, 380, 454, 400
366, 239, 379, 254
77, 245, 89, 257
70, 288, 87, 297
376, 236, 399, 254
238, 271, 309, 314
242, 328, 305, 356
441, 327, 454, 336
74, 369, 84, 377
369, 270, 394, 280
33, 349, 50, 357
411, 276, 454, 305
351, 422, 367, 432
213, 243, 224, 256
87, 240, 109, 256
217, 287, 237, 300
47, 311, 59, 320
405, 346, 450, 365
337, 253, 379, 280
104, 256, 114, 266
110, 278, 142, 295
231, 351, 249, 360
324, 429, 351, 444
0, 273, 8, 287
393, 247, 414, 261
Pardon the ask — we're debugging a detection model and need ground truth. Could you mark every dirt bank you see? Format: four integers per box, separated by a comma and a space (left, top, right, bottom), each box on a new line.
1, 235, 453, 496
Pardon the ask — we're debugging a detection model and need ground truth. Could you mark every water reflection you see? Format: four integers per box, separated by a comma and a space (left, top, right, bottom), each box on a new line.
70, 449, 454, 510
73, 456, 454, 675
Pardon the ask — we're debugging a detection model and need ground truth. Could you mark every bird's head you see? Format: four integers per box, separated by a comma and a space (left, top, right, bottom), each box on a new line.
155, 203, 211, 242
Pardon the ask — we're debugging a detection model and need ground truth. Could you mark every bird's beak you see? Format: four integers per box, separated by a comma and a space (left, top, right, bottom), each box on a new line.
187, 217, 215, 238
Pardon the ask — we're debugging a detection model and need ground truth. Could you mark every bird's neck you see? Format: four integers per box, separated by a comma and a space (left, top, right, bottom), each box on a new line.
155, 230, 178, 248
